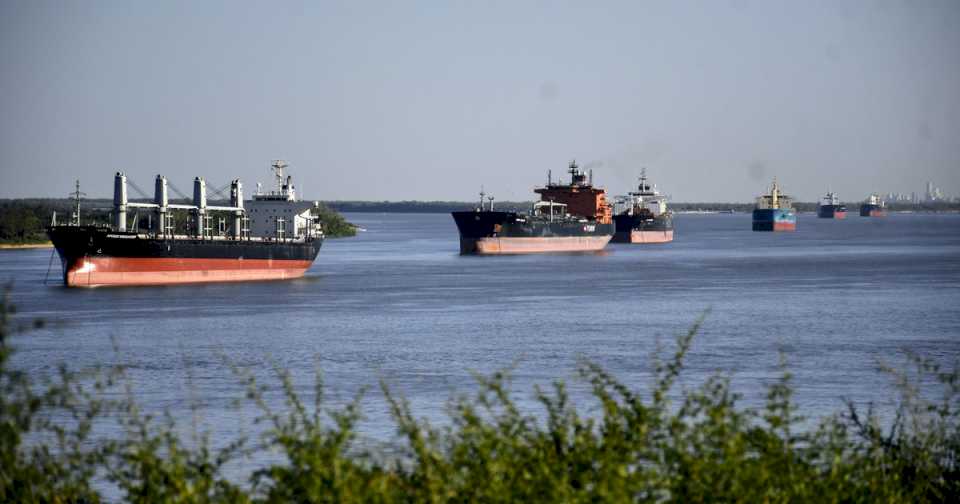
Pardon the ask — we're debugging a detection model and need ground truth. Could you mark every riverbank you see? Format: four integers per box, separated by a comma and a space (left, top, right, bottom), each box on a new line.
0, 241, 53, 250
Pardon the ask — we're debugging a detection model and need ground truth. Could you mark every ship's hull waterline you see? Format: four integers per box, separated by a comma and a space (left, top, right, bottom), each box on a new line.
611, 213, 674, 244
860, 204, 887, 217
752, 209, 797, 232
48, 226, 322, 288
63, 257, 315, 287
817, 205, 847, 219
461, 235, 612, 255
612, 229, 675, 244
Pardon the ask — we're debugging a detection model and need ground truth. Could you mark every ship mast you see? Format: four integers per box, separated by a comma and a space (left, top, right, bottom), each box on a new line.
69, 180, 85, 226
771, 178, 780, 209
271, 160, 287, 190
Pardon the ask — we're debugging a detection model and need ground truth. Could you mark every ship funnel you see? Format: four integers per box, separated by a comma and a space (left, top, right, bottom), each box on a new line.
231, 179, 244, 239
230, 179, 243, 208
154, 175, 168, 207
113, 172, 127, 231
193, 177, 207, 209
154, 175, 169, 237
193, 177, 207, 239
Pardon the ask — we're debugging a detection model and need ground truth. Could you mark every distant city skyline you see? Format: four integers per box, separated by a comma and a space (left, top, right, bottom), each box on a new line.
2, 1, 959, 202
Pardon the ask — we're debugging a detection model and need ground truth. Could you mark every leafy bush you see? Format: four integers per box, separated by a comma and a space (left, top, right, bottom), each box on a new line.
314, 204, 356, 238
1, 297, 957, 502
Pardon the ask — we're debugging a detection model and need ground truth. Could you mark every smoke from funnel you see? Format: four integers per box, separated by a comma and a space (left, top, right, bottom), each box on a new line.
748, 160, 767, 182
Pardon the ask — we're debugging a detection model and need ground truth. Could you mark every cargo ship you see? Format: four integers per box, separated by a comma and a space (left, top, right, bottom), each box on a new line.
817, 191, 847, 219
752, 179, 796, 232
612, 168, 673, 243
859, 194, 887, 217
451, 160, 614, 254
47, 161, 324, 287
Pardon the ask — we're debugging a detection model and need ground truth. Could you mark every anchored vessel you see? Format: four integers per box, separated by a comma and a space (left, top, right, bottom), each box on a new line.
451, 161, 614, 254
859, 194, 887, 217
612, 169, 674, 243
817, 191, 847, 219
47, 161, 324, 287
752, 179, 796, 232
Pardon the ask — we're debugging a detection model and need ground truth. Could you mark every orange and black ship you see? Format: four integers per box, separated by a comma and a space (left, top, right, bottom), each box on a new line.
451, 161, 614, 255
47, 161, 324, 287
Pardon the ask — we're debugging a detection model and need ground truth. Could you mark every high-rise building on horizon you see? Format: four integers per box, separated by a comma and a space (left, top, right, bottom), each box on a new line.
925, 181, 945, 202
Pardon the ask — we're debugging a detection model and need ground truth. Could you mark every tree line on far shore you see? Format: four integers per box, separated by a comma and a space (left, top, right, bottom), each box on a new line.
3, 198, 957, 244
326, 199, 960, 214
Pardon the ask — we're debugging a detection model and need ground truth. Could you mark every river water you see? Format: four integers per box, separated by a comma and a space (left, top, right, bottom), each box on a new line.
2, 212, 959, 463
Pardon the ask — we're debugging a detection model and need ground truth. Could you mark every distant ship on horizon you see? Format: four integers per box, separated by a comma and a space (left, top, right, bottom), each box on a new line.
818, 191, 847, 219
752, 179, 796, 232
860, 194, 887, 217
612, 168, 674, 243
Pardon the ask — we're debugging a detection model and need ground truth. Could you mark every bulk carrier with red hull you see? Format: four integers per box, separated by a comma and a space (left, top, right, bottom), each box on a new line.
451, 160, 614, 255
47, 161, 324, 287
612, 169, 674, 244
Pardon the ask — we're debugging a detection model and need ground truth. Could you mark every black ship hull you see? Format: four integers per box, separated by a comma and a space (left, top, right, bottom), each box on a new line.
612, 213, 674, 243
860, 204, 886, 217
451, 211, 613, 255
817, 205, 847, 219
47, 226, 323, 287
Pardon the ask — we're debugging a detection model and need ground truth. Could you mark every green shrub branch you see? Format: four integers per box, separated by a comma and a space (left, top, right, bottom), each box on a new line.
1, 294, 957, 502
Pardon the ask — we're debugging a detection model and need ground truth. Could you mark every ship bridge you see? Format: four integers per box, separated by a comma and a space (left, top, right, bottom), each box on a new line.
534, 160, 612, 224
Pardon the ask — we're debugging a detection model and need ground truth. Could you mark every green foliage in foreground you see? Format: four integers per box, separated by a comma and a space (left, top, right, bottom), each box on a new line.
1, 299, 958, 503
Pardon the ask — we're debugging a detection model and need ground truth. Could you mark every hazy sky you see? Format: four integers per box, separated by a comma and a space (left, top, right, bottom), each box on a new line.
1, 0, 958, 202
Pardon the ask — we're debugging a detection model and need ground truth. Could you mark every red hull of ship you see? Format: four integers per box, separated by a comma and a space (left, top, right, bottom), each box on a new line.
471, 236, 611, 255
833, 211, 847, 219
64, 257, 314, 287
613, 230, 674, 244
773, 222, 796, 232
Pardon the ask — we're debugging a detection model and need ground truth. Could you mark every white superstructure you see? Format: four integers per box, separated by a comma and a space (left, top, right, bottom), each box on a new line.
614, 168, 670, 217
821, 191, 841, 207
864, 193, 884, 207
247, 160, 321, 240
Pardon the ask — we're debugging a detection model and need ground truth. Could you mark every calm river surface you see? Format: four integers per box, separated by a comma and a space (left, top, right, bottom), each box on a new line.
3, 213, 959, 460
